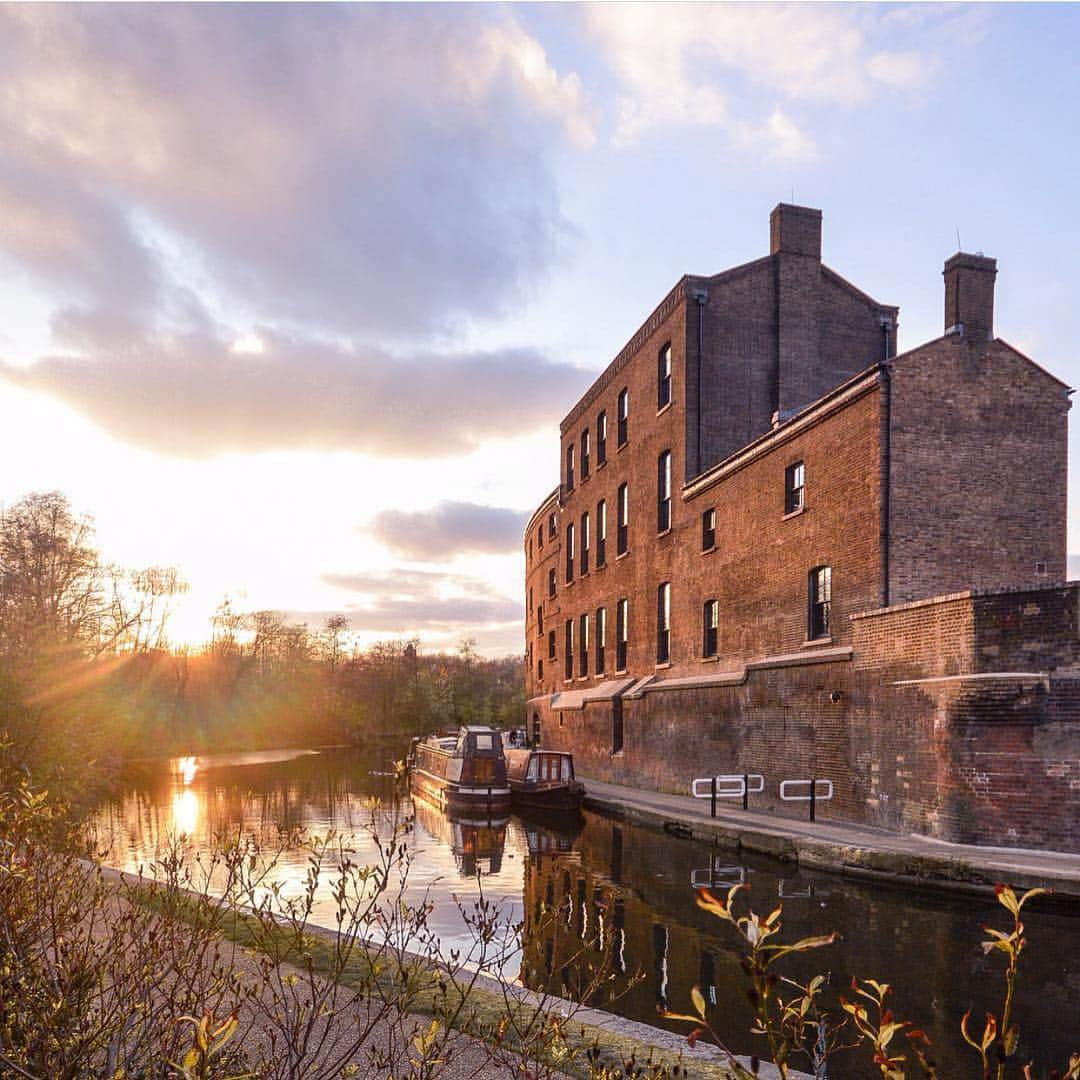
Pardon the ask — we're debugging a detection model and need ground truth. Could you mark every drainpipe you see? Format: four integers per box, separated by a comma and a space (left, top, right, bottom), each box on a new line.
879, 351, 892, 609
691, 288, 708, 477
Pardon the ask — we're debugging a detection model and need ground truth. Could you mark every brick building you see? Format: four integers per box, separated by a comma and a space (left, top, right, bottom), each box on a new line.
523, 204, 1080, 852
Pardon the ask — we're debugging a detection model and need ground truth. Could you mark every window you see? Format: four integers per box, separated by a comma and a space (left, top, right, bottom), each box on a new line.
548, 629, 556, 660
617, 482, 629, 556
538, 525, 544, 550
537, 606, 544, 636
597, 411, 608, 466
596, 606, 607, 674
596, 499, 607, 567
702, 508, 716, 551
548, 567, 556, 598
537, 658, 543, 680
657, 450, 672, 533
565, 522, 575, 584
581, 430, 590, 479
529, 586, 533, 613
656, 583, 671, 664
579, 613, 589, 677
565, 619, 574, 679
528, 538, 532, 561
703, 599, 719, 658
785, 461, 805, 515
566, 444, 575, 491
617, 387, 629, 446
580, 511, 590, 575
658, 343, 672, 409
808, 565, 832, 640
548, 513, 556, 540
616, 598, 629, 672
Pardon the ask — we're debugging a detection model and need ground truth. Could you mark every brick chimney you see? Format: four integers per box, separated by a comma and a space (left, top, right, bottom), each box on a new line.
772, 204, 823, 416
770, 203, 822, 258
943, 252, 997, 342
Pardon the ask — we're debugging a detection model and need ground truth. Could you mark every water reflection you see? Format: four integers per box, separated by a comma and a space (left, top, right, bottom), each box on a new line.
89, 748, 1080, 1078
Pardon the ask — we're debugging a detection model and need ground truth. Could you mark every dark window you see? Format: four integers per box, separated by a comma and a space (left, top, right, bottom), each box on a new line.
566, 444, 575, 492
702, 508, 716, 551
565, 522, 575, 584
703, 599, 718, 658
529, 586, 533, 613
564, 619, 574, 679
809, 565, 832, 640
657, 450, 672, 533
537, 606, 544, 636
548, 629, 556, 660
658, 343, 672, 409
596, 499, 607, 567
548, 567, 556, 598
616, 598, 628, 672
617, 482, 629, 556
581, 430, 590, 479
617, 387, 629, 446
537, 659, 543, 680
580, 511, 590, 575
548, 513, 556, 540
596, 606, 606, 674
785, 461, 805, 514
528, 538, 532, 561
657, 582, 671, 664
597, 411, 607, 466
538, 525, 544, 550
579, 613, 589, 677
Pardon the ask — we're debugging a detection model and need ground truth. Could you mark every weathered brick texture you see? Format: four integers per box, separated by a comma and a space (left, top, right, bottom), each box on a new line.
522, 204, 1078, 852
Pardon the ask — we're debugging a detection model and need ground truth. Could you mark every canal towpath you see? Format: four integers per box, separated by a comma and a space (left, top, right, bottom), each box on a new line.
581, 776, 1080, 900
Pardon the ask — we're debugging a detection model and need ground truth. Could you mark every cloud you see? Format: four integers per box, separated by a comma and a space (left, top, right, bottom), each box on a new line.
585, 4, 966, 154
370, 502, 529, 560
0, 5, 590, 339
320, 568, 522, 633
0, 319, 586, 459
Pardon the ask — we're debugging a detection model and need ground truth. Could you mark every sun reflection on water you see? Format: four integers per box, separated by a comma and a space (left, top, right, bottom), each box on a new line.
171, 788, 199, 837
177, 756, 198, 785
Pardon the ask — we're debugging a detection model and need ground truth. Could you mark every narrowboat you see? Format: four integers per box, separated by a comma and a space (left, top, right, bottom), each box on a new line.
503, 743, 585, 813
408, 726, 512, 813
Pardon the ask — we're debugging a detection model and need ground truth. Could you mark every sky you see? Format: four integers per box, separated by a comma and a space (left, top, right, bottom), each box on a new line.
0, 3, 1078, 655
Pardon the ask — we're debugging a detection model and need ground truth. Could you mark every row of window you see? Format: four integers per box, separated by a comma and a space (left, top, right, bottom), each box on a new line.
565, 389, 629, 493
533, 455, 808, 576
534, 566, 833, 683
536, 457, 810, 598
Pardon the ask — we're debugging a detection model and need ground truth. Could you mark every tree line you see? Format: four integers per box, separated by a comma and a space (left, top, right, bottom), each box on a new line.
0, 491, 524, 786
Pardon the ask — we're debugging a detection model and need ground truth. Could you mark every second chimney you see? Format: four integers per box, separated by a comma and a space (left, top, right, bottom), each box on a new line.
943, 252, 997, 343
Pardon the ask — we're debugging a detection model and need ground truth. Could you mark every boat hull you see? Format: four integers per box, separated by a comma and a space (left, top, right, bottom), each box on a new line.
410, 766, 512, 814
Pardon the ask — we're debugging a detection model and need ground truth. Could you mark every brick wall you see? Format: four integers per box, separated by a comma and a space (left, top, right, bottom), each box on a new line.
887, 337, 1070, 604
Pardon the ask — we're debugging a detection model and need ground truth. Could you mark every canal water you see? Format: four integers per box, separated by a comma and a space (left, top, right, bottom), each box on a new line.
89, 747, 1079, 1077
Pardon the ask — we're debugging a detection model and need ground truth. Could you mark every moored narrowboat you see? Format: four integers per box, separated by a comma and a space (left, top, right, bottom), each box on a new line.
504, 744, 585, 813
408, 726, 512, 813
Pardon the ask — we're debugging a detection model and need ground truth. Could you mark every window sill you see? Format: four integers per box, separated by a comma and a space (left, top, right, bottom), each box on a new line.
576, 676, 590, 683
701, 544, 716, 556
614, 668, 627, 676
655, 661, 672, 670
657, 527, 672, 539
580, 474, 591, 486
565, 580, 574, 588
615, 550, 630, 561
700, 655, 719, 664
595, 562, 607, 572
594, 672, 606, 680
597, 460, 608, 471
782, 505, 806, 522
579, 570, 589, 578
617, 441, 628, 453
802, 636, 833, 649
563, 679, 573, 686
656, 401, 673, 418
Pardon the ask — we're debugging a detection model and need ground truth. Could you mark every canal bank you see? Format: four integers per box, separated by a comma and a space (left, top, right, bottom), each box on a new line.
581, 776, 1080, 901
